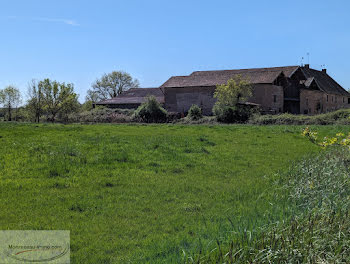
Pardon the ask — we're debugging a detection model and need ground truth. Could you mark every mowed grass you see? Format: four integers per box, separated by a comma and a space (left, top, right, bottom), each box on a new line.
0, 123, 347, 263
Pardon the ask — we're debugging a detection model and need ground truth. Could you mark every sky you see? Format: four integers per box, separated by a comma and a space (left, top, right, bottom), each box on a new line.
0, 0, 349, 102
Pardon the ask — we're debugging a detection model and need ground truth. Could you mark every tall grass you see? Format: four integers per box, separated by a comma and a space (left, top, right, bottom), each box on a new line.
185, 147, 350, 263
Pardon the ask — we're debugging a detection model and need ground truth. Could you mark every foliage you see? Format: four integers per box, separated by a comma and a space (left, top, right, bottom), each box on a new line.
0, 123, 333, 263
214, 75, 252, 107
80, 100, 95, 112
27, 79, 43, 123
0, 85, 22, 121
250, 108, 350, 125
40, 79, 79, 122
213, 104, 253, 123
87, 71, 139, 102
174, 116, 217, 125
212, 75, 254, 123
69, 107, 133, 123
133, 96, 167, 123
187, 104, 202, 120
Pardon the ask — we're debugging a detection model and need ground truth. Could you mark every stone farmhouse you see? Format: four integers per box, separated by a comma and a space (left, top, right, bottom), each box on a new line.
96, 65, 350, 115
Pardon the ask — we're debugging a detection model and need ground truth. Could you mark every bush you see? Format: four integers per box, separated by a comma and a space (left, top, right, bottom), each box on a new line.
213, 104, 253, 123
187, 104, 202, 120
249, 108, 350, 125
132, 96, 167, 123
69, 108, 133, 123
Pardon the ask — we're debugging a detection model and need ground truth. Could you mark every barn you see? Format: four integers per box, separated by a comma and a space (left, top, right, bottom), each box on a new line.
160, 65, 350, 115
94, 88, 164, 109
96, 65, 350, 115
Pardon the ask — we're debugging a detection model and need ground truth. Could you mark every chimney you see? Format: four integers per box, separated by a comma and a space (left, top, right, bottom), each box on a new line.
304, 64, 310, 69
322, 68, 327, 74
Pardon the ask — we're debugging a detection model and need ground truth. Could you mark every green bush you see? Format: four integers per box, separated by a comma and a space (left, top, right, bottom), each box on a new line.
187, 104, 202, 120
213, 104, 253, 123
133, 96, 167, 123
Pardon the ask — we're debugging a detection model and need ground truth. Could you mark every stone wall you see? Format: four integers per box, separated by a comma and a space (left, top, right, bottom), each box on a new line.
300, 89, 350, 115
164, 86, 216, 115
164, 84, 284, 115
249, 84, 284, 114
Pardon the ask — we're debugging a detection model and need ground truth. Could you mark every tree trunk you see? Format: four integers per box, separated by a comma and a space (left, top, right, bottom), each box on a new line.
8, 104, 11, 121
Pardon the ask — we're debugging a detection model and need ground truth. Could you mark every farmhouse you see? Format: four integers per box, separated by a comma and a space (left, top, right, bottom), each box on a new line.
97, 65, 350, 115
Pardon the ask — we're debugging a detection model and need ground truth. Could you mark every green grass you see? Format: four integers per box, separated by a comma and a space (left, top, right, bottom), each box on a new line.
0, 123, 348, 263
188, 147, 350, 263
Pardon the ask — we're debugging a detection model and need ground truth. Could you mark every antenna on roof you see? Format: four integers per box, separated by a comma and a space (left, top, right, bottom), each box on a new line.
300, 57, 304, 67
307, 52, 310, 65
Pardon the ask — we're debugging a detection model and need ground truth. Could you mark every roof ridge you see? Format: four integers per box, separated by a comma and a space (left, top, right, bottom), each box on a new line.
191, 65, 299, 74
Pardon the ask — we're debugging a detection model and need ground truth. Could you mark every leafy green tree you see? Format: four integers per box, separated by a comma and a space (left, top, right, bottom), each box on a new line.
0, 85, 22, 121
88, 71, 139, 101
214, 75, 252, 107
213, 75, 253, 123
40, 79, 79, 122
27, 79, 43, 123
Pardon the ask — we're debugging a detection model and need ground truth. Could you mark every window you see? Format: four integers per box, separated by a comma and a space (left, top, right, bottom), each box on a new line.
348, 98, 350, 104
332, 96, 334, 102
335, 96, 337, 103
273, 95, 277, 103
306, 98, 309, 106
327, 95, 329, 102
343, 97, 345, 103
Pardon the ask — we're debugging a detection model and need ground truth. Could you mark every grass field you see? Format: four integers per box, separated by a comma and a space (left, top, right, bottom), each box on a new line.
0, 123, 348, 263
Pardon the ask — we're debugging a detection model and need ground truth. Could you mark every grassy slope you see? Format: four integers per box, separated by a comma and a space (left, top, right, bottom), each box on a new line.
0, 123, 347, 263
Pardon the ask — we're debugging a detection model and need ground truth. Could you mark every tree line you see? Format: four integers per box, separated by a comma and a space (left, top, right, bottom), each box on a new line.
0, 71, 139, 122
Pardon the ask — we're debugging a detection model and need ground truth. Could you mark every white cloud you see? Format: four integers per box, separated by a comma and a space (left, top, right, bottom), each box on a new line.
5, 16, 80, 26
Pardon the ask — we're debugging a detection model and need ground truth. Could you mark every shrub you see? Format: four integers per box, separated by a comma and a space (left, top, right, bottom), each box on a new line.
69, 108, 133, 123
132, 96, 167, 123
213, 104, 253, 123
187, 104, 202, 120
249, 109, 350, 125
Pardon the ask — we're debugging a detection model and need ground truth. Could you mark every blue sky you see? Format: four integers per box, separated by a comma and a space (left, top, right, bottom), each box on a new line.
1, 0, 349, 102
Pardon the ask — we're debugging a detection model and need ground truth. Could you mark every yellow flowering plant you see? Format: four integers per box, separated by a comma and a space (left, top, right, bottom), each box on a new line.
302, 127, 350, 149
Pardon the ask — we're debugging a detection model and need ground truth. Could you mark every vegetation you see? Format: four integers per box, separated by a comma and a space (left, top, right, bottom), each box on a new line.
25, 78, 79, 123
249, 108, 350, 125
187, 104, 203, 120
186, 146, 350, 263
1, 123, 348, 263
0, 85, 21, 121
133, 96, 167, 123
212, 75, 254, 123
69, 107, 133, 123
87, 71, 140, 102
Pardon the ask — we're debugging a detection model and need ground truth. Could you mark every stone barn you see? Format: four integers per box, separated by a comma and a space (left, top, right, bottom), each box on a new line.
160, 65, 350, 115
96, 65, 350, 115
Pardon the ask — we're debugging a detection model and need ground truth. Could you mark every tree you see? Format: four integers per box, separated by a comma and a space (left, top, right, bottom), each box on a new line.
0, 86, 21, 121
213, 75, 254, 123
88, 71, 139, 101
214, 75, 252, 107
40, 79, 79, 122
133, 96, 167, 123
27, 80, 43, 123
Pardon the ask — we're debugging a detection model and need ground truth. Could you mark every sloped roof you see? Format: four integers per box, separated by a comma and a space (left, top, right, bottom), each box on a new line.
161, 66, 349, 96
300, 68, 349, 96
96, 88, 164, 105
161, 66, 299, 88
